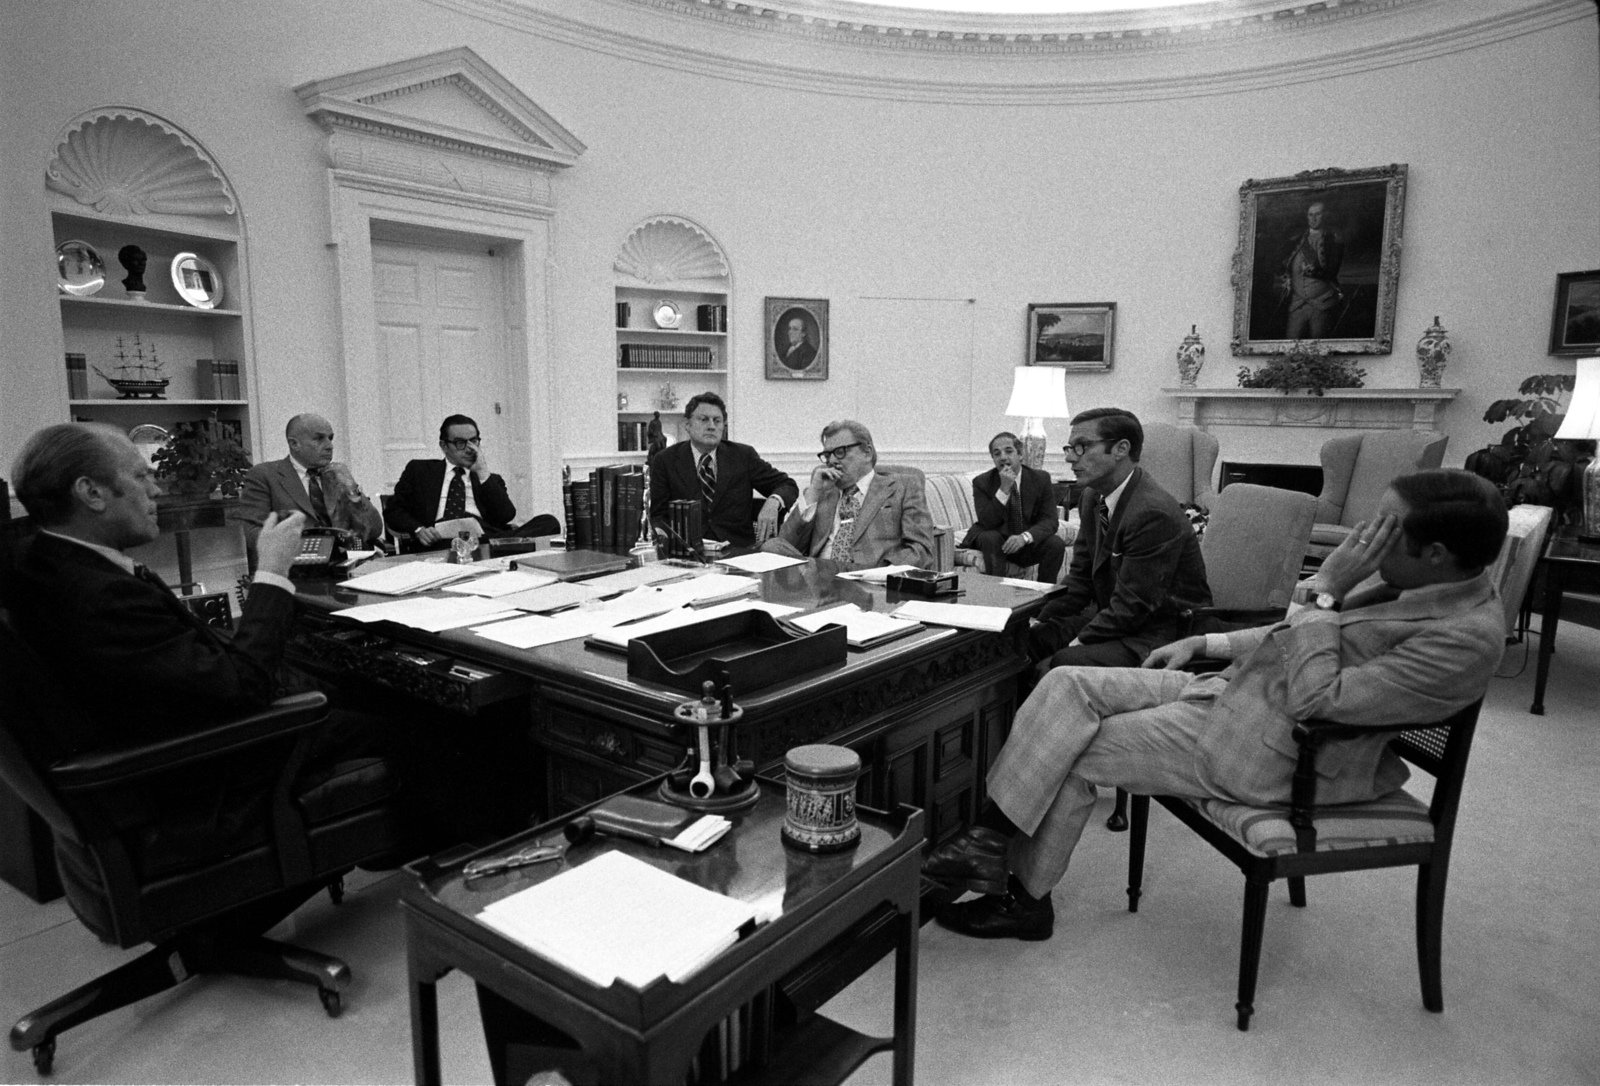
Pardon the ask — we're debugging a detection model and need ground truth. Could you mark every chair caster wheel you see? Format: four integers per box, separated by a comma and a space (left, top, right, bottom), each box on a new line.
32, 1038, 56, 1074
319, 988, 342, 1018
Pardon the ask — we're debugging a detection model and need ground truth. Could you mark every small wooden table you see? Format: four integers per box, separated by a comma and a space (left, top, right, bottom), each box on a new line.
1530, 530, 1600, 714
402, 779, 923, 1086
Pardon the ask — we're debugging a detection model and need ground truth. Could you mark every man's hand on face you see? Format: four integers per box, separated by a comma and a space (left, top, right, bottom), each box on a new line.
807, 465, 841, 503
468, 444, 491, 481
322, 462, 359, 494
997, 464, 1018, 492
1314, 513, 1400, 599
256, 512, 309, 579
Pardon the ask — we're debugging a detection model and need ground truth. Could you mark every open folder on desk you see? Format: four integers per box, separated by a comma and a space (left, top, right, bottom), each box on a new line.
788, 603, 922, 650
477, 851, 758, 989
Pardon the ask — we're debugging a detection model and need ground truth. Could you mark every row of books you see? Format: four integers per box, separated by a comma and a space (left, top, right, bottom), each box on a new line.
196, 358, 244, 399
563, 463, 647, 549
695, 303, 728, 332
617, 420, 658, 452
618, 344, 718, 369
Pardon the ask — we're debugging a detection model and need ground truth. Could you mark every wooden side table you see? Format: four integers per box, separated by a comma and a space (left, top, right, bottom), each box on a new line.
1530, 531, 1600, 714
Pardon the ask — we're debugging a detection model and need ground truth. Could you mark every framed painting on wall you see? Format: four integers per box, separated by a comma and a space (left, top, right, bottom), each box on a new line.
1231, 163, 1408, 356
1549, 269, 1600, 356
766, 297, 829, 380
1027, 302, 1115, 372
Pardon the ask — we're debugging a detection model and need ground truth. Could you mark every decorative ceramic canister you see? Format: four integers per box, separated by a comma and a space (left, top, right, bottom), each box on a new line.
1177, 324, 1205, 387
781, 744, 861, 852
1416, 316, 1451, 388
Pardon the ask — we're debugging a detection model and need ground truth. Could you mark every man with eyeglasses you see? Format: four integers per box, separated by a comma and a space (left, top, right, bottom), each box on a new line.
231, 412, 384, 562
1029, 407, 1210, 672
385, 414, 519, 550
648, 392, 797, 550
762, 419, 936, 570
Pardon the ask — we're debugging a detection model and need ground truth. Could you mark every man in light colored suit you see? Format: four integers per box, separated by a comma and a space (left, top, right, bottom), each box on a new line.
762, 419, 936, 570
229, 413, 383, 560
924, 469, 1508, 940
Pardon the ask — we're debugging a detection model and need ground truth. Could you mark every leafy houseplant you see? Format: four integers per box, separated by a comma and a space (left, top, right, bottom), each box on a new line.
1466, 374, 1589, 520
1236, 341, 1367, 396
151, 415, 252, 498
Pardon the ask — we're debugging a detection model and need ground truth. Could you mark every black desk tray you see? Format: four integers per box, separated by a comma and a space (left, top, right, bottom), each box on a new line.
625, 610, 847, 696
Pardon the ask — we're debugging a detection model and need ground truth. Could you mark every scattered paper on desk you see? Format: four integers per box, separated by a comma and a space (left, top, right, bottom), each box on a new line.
471, 608, 626, 649
587, 600, 799, 650
477, 851, 757, 989
1000, 576, 1059, 592
497, 581, 603, 613
892, 600, 1012, 633
716, 552, 807, 573
666, 814, 732, 852
441, 569, 560, 597
789, 603, 923, 648
334, 595, 519, 632
835, 564, 917, 583
582, 564, 696, 594
339, 561, 479, 596
658, 572, 762, 607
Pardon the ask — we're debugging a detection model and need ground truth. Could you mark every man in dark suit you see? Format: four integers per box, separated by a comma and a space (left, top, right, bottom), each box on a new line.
384, 414, 519, 550
779, 314, 818, 372
762, 419, 937, 571
924, 470, 1508, 939
649, 392, 797, 549
960, 431, 1067, 583
1030, 408, 1211, 671
228, 412, 383, 561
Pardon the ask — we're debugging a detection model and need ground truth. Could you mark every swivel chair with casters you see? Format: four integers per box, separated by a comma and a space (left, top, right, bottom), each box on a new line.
0, 610, 404, 1075
1125, 700, 1484, 1030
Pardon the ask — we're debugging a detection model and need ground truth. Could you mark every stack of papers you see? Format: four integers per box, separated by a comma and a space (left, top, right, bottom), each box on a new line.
716, 552, 807, 573
582, 565, 698, 594
494, 581, 604, 613
789, 603, 923, 649
891, 599, 1013, 633
338, 561, 481, 595
471, 608, 627, 649
336, 595, 520, 632
477, 851, 757, 989
588, 600, 799, 650
441, 569, 559, 597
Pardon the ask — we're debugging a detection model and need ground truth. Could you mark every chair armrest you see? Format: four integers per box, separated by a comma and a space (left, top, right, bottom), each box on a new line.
50, 692, 330, 793
1287, 717, 1411, 852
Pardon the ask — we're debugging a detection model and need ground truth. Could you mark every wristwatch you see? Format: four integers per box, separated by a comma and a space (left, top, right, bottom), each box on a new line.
1310, 592, 1340, 612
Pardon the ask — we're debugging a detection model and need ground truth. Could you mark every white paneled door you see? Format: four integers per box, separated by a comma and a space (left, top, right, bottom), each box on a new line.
371, 237, 527, 507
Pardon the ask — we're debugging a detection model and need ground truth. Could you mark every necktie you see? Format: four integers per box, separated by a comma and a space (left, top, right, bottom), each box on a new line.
1006, 476, 1025, 535
1095, 498, 1111, 562
306, 467, 330, 526
698, 452, 716, 510
443, 466, 468, 521
829, 487, 861, 562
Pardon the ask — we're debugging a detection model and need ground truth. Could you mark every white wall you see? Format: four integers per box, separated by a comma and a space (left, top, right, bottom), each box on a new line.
3, 0, 1597, 522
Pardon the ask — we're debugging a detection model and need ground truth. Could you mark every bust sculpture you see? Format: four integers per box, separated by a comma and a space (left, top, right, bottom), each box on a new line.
118, 244, 148, 296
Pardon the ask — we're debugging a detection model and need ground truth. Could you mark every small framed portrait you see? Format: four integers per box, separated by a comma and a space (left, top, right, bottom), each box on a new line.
1549, 269, 1600, 356
766, 297, 828, 380
1027, 303, 1116, 372
1231, 163, 1408, 356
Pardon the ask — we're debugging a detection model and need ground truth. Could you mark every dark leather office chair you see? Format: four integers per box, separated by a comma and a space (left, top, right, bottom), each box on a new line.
1125, 699, 1484, 1030
0, 608, 405, 1074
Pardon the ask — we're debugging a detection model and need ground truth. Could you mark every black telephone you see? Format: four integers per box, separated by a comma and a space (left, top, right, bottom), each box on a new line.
292, 527, 345, 568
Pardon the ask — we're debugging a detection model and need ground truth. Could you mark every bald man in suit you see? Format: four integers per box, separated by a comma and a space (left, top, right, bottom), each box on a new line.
229, 413, 382, 563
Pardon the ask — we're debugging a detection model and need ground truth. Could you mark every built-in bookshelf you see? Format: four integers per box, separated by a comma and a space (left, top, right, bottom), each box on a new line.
613, 217, 731, 455
48, 110, 256, 455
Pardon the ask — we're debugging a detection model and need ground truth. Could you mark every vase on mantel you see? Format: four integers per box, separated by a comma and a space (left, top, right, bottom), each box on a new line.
1416, 316, 1451, 388
1176, 324, 1205, 387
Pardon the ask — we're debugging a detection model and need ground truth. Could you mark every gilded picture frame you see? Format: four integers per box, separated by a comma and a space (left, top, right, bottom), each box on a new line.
766, 297, 829, 380
1027, 302, 1116, 372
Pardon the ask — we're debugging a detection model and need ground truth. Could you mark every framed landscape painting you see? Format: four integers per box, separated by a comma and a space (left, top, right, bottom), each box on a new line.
1549, 269, 1600, 356
1027, 302, 1115, 372
1230, 163, 1408, 356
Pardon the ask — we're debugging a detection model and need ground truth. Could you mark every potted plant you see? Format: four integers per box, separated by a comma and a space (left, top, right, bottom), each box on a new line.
1465, 373, 1589, 523
1236, 341, 1367, 396
151, 415, 252, 499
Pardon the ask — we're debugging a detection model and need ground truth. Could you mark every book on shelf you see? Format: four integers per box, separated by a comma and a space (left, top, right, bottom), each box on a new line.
618, 343, 715, 370
65, 353, 87, 399
570, 479, 594, 548
695, 304, 727, 332
222, 359, 241, 399
561, 470, 576, 542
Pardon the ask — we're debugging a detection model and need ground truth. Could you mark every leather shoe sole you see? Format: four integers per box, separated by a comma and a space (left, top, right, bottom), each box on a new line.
936, 891, 1054, 941
921, 827, 1009, 896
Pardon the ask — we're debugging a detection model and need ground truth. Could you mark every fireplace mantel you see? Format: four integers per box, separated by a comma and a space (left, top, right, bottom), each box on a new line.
1163, 387, 1459, 432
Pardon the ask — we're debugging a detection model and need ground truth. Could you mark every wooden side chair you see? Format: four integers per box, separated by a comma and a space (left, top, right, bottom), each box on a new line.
1125, 699, 1484, 1030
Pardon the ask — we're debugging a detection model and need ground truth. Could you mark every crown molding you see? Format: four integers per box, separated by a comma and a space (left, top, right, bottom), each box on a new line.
420, 0, 1593, 104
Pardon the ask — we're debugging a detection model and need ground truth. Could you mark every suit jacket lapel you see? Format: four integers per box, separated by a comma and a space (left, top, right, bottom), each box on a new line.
812, 490, 840, 556
277, 457, 315, 516
855, 475, 895, 537
1093, 467, 1143, 574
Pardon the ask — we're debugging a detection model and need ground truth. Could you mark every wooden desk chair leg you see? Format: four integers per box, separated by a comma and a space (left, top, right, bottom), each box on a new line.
1126, 794, 1150, 912
1288, 876, 1307, 908
1106, 787, 1129, 831
1236, 877, 1271, 1031
1416, 860, 1447, 1013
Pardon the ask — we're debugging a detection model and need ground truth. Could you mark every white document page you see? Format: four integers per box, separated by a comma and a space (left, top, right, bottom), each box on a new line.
789, 603, 922, 647
339, 561, 480, 596
477, 851, 758, 989
1000, 576, 1060, 592
470, 608, 629, 650
834, 564, 918, 583
581, 565, 699, 594
716, 552, 807, 574
496, 581, 604, 613
587, 600, 799, 651
891, 600, 1012, 633
333, 595, 519, 632
441, 569, 560, 597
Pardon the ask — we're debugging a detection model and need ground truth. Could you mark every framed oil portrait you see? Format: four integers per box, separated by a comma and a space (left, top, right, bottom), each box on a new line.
1231, 163, 1408, 356
766, 297, 828, 380
1549, 269, 1600, 356
1027, 302, 1115, 372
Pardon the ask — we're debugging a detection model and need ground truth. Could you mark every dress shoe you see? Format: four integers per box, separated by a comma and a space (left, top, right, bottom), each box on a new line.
921, 827, 1009, 895
936, 889, 1055, 941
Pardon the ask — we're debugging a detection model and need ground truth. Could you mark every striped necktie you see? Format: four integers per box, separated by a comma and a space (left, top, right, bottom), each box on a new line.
306, 467, 330, 526
1095, 498, 1111, 561
698, 452, 716, 509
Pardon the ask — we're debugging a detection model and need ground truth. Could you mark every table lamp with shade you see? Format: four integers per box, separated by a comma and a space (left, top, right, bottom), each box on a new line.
1004, 366, 1072, 470
1553, 355, 1600, 541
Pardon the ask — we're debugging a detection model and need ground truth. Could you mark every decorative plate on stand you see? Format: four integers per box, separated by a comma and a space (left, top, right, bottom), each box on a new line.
171, 252, 224, 309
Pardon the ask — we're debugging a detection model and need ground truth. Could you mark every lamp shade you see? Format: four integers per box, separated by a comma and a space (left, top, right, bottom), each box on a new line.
1554, 357, 1600, 440
1004, 366, 1071, 419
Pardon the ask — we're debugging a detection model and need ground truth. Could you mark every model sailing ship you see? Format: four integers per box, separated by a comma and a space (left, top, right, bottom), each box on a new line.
94, 333, 169, 398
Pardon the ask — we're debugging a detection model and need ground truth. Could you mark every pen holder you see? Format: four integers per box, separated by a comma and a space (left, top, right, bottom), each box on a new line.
659, 680, 759, 813
781, 744, 861, 852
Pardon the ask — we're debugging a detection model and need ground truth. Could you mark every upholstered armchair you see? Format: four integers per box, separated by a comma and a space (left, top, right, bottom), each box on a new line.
1307, 430, 1448, 560
1139, 422, 1220, 510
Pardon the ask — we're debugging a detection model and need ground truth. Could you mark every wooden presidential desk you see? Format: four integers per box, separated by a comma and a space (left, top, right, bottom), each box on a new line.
291, 556, 1051, 845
